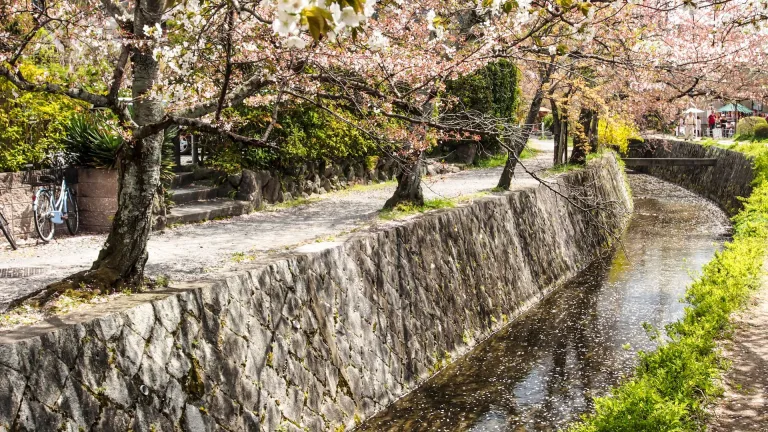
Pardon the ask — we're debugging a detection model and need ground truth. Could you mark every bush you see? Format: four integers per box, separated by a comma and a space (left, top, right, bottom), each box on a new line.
206, 104, 385, 173
735, 116, 767, 138
444, 59, 521, 119
598, 115, 642, 154
753, 123, 768, 141
0, 65, 86, 172
542, 114, 554, 132
62, 116, 122, 169
440, 59, 522, 157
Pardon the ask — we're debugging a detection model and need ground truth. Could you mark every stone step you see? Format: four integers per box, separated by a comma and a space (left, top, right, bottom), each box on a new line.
171, 185, 221, 205
166, 199, 252, 226
171, 172, 195, 188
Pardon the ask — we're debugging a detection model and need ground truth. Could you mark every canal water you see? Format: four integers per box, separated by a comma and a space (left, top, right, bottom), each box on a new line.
358, 173, 731, 432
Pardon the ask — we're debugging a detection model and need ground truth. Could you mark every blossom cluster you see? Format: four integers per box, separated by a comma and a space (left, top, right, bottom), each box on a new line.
270, 0, 381, 49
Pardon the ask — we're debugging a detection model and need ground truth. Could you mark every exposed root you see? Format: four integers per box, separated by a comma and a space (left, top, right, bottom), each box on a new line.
28, 267, 123, 307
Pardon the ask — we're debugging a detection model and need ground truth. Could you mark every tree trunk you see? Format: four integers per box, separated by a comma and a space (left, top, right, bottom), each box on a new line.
384, 153, 425, 209
589, 111, 599, 153
497, 65, 553, 190
38, 0, 165, 301
551, 99, 561, 165
569, 108, 593, 165
558, 118, 569, 165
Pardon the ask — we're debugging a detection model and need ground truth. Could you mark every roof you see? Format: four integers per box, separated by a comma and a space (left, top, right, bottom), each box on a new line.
717, 103, 754, 114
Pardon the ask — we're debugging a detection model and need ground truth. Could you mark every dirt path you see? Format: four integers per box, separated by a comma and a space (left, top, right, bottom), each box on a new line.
708, 261, 768, 431
0, 153, 553, 311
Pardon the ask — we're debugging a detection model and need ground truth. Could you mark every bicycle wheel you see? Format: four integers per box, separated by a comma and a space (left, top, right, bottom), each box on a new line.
0, 211, 17, 250
34, 189, 55, 242
65, 190, 79, 235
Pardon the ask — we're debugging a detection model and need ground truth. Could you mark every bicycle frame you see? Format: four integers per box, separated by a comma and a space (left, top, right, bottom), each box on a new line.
33, 177, 70, 224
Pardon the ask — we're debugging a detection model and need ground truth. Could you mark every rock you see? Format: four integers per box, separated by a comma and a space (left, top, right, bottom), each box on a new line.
237, 170, 263, 207
453, 142, 478, 164
262, 175, 281, 203
227, 173, 242, 188
0, 364, 26, 427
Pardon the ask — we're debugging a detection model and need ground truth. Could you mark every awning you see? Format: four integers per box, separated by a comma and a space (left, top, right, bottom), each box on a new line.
717, 103, 754, 115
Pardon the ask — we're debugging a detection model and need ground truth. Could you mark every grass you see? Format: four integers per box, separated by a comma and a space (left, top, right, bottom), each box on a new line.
569, 145, 768, 432
472, 147, 540, 169
266, 196, 321, 210
545, 150, 609, 175
378, 197, 456, 220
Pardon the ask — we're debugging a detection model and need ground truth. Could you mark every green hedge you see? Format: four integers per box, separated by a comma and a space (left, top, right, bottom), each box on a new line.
444, 59, 521, 119
569, 146, 768, 431
735, 116, 767, 141
207, 104, 385, 173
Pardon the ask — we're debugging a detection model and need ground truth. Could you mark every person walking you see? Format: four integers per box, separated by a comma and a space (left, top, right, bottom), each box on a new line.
708, 112, 716, 137
685, 112, 696, 140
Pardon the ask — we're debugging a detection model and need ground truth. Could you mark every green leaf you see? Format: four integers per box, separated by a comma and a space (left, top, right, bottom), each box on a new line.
303, 6, 333, 41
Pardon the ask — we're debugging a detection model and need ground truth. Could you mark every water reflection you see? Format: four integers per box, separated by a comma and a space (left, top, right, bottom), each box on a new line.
358, 174, 730, 432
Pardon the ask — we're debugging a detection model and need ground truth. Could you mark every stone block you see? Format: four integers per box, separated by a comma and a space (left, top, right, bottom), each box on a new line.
0, 364, 26, 428
153, 295, 182, 333
123, 303, 156, 340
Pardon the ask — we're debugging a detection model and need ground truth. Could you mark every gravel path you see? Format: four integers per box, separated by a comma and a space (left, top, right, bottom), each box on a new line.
708, 264, 768, 431
0, 152, 553, 311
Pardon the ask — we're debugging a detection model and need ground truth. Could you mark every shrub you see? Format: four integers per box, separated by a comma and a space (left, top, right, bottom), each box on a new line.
753, 123, 768, 141
206, 104, 385, 174
440, 59, 522, 157
62, 116, 122, 169
0, 65, 86, 172
735, 116, 767, 138
598, 115, 642, 154
444, 59, 521, 119
542, 114, 554, 132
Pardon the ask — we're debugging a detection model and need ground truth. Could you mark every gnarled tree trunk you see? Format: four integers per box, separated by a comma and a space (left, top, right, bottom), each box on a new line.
569, 108, 594, 165
39, 0, 165, 301
384, 153, 424, 209
551, 99, 562, 165
497, 63, 554, 190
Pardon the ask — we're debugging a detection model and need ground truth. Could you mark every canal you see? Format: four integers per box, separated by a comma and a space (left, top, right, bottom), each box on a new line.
358, 173, 731, 432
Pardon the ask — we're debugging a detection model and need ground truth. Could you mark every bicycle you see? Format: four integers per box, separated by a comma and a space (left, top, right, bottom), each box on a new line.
30, 164, 79, 242
0, 204, 18, 250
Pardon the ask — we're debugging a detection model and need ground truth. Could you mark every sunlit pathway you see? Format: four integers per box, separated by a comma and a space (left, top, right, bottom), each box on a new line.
0, 150, 553, 311
709, 259, 768, 431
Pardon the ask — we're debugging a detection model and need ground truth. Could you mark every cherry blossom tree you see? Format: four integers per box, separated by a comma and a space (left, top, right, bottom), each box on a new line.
0, 0, 537, 298
3, 0, 767, 300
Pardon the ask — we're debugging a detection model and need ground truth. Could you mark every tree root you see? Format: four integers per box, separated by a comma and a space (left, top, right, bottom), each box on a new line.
28, 266, 123, 307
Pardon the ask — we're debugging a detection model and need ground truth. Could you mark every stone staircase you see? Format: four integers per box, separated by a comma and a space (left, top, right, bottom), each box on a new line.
166, 169, 252, 226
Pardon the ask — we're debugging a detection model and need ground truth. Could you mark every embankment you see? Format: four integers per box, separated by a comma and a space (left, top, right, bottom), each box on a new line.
0, 154, 631, 432
629, 138, 754, 214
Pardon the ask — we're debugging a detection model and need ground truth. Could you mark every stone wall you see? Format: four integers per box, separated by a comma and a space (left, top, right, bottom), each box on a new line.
629, 138, 754, 215
0, 169, 118, 239
0, 171, 37, 240
225, 157, 458, 205
76, 169, 119, 233
0, 154, 632, 432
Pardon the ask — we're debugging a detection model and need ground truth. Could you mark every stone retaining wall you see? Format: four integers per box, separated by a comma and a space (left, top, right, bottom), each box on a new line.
629, 139, 754, 215
223, 157, 457, 206
0, 154, 632, 431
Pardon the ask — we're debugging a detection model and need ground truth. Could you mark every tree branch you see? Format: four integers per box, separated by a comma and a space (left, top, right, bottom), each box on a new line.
0, 65, 110, 107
